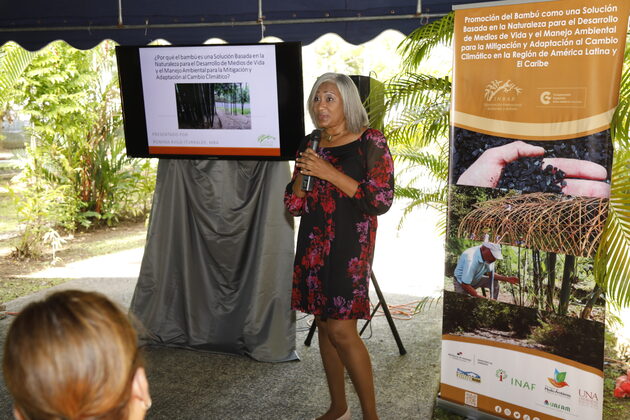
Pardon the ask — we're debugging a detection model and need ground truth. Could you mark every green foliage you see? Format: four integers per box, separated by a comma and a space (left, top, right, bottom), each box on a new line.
398, 13, 454, 72
215, 83, 250, 115
611, 33, 630, 149
9, 165, 77, 258
0, 42, 34, 110
382, 16, 454, 227
595, 148, 630, 307
385, 74, 451, 147
442, 292, 538, 337
597, 35, 630, 308
529, 314, 604, 368
394, 143, 449, 230
4, 41, 156, 257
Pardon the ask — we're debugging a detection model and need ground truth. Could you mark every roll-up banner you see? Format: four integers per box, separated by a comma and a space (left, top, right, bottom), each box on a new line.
439, 0, 629, 419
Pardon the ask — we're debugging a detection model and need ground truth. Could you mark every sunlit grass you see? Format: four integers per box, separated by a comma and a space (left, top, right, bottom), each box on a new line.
80, 231, 146, 257
0, 277, 66, 303
0, 181, 18, 235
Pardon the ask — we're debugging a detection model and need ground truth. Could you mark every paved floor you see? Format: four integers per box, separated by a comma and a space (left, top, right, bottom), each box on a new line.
0, 273, 442, 419
0, 203, 445, 419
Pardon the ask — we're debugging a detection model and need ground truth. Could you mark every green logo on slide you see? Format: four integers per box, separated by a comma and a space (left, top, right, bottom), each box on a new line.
257, 134, 275, 145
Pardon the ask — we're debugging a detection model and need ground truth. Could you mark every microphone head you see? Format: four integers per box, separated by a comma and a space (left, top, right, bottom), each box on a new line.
309, 129, 321, 152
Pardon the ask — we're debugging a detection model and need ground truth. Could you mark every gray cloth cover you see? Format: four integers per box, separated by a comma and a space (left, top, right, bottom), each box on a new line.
130, 159, 298, 362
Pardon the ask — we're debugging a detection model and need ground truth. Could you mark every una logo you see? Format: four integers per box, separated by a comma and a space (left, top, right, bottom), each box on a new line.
548, 369, 569, 388
496, 369, 508, 382
484, 80, 522, 101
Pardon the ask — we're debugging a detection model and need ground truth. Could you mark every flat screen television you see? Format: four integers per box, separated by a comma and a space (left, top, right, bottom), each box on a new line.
115, 42, 304, 160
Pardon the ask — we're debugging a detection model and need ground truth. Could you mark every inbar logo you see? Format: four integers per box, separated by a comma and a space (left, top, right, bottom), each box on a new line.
484, 80, 523, 102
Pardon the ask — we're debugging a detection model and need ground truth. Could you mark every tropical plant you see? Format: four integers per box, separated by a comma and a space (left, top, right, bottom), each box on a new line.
595, 31, 630, 308
595, 147, 630, 308
386, 14, 630, 310
381, 13, 454, 232
0, 42, 34, 114
3, 41, 156, 257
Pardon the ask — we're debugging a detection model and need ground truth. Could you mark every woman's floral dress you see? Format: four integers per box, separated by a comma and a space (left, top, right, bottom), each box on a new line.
284, 128, 394, 320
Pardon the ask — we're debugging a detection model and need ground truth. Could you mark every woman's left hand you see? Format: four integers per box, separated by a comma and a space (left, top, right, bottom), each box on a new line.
296, 148, 335, 181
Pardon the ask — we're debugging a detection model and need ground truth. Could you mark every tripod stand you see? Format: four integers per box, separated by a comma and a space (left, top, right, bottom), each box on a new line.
303, 271, 407, 355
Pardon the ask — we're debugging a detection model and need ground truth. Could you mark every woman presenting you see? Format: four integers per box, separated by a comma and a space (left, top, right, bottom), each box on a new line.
284, 73, 394, 420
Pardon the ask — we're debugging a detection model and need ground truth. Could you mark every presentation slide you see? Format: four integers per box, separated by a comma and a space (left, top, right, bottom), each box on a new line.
138, 45, 280, 155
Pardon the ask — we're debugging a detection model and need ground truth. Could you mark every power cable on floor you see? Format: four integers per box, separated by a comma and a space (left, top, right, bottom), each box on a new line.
372, 300, 421, 321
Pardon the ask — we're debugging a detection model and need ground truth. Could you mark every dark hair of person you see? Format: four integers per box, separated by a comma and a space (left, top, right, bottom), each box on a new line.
3, 290, 142, 420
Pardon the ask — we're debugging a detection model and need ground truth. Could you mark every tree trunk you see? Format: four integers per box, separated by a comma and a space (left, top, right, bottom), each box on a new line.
581, 284, 602, 319
546, 252, 557, 311
532, 249, 542, 308
209, 85, 216, 127
240, 83, 244, 114
558, 254, 575, 316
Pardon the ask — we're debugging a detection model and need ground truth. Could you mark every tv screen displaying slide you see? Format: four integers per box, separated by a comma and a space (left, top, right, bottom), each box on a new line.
115, 42, 304, 160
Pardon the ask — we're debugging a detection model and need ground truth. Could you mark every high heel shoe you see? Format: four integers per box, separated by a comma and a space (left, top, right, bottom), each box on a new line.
336, 408, 350, 420
312, 408, 350, 420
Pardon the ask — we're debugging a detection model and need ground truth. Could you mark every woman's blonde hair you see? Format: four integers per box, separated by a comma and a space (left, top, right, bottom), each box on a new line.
3, 290, 142, 420
307, 72, 369, 134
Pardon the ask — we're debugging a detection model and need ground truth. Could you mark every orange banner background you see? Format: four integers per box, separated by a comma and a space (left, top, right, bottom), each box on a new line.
453, 0, 630, 139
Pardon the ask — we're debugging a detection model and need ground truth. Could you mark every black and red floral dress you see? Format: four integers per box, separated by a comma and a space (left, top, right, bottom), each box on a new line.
284, 128, 395, 320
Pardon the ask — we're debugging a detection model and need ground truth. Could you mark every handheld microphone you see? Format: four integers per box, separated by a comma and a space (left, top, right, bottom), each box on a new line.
301, 129, 322, 192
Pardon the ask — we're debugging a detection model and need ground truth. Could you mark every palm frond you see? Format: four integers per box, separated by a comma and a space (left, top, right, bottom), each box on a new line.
414, 295, 443, 313
0, 43, 34, 92
395, 186, 447, 204
611, 55, 630, 148
383, 73, 451, 149
387, 107, 450, 147
398, 12, 454, 71
396, 190, 448, 232
595, 149, 630, 307
385, 73, 451, 110
393, 148, 449, 181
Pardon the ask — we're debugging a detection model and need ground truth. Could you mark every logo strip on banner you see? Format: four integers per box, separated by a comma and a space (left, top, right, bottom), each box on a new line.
441, 332, 605, 419
440, 384, 565, 420
444, 334, 604, 377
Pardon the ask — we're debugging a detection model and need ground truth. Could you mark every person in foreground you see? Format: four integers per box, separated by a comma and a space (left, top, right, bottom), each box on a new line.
453, 242, 519, 299
3, 290, 151, 420
285, 73, 394, 420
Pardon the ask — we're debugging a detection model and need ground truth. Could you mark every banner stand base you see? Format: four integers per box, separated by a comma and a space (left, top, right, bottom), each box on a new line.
436, 397, 503, 420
